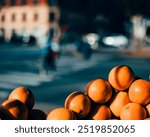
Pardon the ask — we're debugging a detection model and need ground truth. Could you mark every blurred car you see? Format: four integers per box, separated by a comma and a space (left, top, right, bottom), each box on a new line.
83, 33, 99, 50
10, 34, 24, 45
10, 34, 36, 46
102, 34, 129, 49
22, 35, 36, 46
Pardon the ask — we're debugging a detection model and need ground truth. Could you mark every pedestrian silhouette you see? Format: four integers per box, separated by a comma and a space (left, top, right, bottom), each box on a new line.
76, 37, 92, 60
43, 46, 56, 74
40, 38, 57, 76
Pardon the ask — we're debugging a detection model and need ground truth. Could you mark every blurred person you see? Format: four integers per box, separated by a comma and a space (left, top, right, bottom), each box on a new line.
76, 36, 92, 60
44, 46, 56, 72
144, 27, 150, 46
39, 26, 61, 75
131, 15, 146, 51
40, 36, 60, 76
49, 27, 61, 59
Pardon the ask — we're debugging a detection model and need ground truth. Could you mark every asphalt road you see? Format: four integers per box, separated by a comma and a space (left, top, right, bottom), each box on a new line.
0, 45, 150, 113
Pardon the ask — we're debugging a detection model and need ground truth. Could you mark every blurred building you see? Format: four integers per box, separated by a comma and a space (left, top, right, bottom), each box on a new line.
0, 0, 61, 47
131, 15, 150, 50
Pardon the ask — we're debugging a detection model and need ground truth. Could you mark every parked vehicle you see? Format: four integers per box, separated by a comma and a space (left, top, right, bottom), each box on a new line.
102, 34, 129, 49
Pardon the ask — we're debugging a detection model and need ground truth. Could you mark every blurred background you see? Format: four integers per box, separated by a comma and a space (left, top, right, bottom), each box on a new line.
0, 0, 150, 113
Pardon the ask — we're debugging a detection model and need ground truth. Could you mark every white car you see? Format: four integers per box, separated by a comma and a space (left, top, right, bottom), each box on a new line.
102, 34, 128, 49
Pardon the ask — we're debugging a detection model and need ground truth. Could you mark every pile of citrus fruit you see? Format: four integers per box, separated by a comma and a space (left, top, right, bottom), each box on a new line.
0, 65, 150, 120
0, 87, 46, 120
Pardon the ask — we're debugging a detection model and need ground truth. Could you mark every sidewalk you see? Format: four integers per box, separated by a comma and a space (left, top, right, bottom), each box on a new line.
124, 47, 150, 57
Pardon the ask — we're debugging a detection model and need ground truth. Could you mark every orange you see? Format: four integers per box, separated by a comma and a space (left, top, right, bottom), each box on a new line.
128, 79, 150, 105
9, 87, 35, 109
120, 103, 147, 120
108, 65, 135, 90
110, 91, 130, 117
85, 80, 94, 92
64, 92, 91, 119
28, 109, 46, 120
1, 99, 28, 120
146, 103, 150, 117
46, 108, 75, 120
86, 78, 112, 104
89, 105, 111, 120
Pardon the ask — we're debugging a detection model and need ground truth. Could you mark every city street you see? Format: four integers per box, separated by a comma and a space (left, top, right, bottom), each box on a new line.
0, 45, 150, 113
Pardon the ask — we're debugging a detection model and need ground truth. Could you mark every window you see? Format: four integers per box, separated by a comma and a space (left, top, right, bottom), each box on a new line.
49, 12, 55, 22
34, 13, 38, 21
1, 15, 5, 22
12, 14, 16, 22
22, 13, 26, 22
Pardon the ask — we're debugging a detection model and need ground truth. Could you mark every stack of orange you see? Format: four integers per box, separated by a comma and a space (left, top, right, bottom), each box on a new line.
46, 65, 150, 120
0, 65, 150, 120
0, 87, 46, 120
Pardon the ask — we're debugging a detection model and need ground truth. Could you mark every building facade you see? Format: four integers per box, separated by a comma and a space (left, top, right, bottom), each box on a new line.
0, 0, 61, 47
